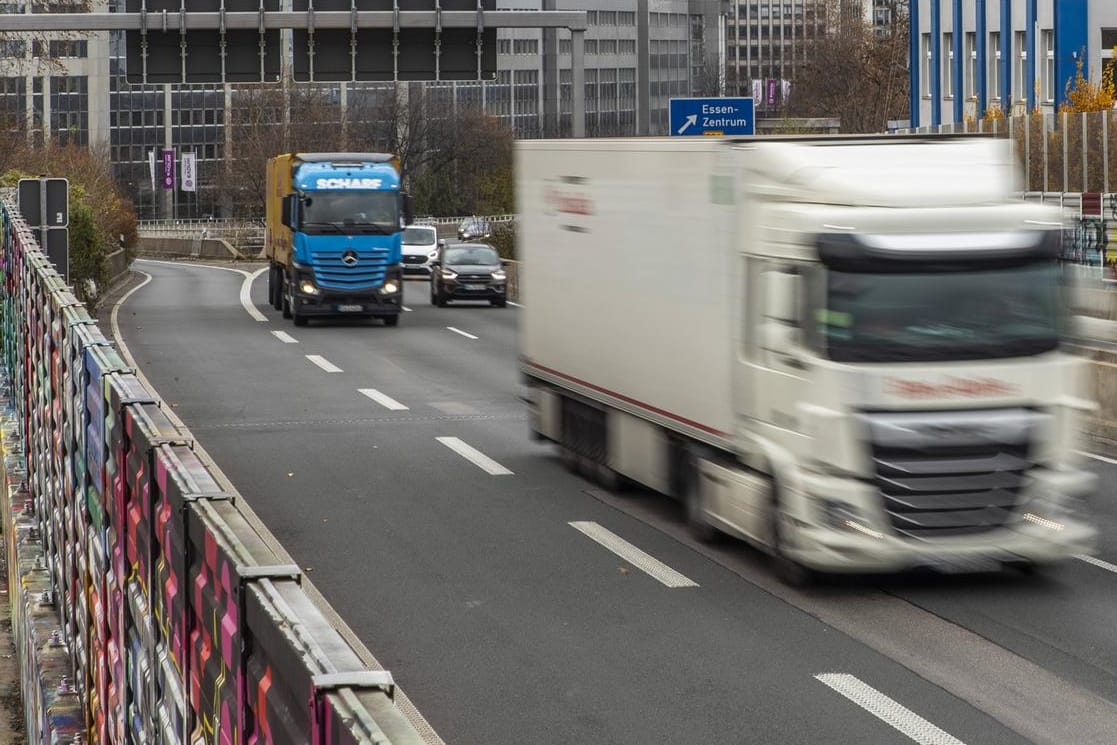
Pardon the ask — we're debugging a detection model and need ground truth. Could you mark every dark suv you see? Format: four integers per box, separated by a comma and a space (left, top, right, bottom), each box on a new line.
430, 242, 507, 307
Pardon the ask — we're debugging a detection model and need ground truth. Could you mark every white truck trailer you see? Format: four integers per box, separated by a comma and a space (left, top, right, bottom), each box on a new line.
516, 135, 1097, 581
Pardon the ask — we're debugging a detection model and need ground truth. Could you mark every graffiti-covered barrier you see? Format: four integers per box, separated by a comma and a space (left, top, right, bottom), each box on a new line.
0, 192, 428, 745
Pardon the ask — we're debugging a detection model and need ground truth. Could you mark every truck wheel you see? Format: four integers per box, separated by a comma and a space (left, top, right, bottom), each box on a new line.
292, 311, 308, 327
436, 294, 448, 307
268, 265, 282, 310
383, 314, 399, 327
491, 297, 507, 308
684, 463, 719, 543
767, 496, 815, 588
281, 278, 293, 319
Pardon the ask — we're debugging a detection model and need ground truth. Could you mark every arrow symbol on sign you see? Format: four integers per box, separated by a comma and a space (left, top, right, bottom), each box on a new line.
677, 114, 698, 135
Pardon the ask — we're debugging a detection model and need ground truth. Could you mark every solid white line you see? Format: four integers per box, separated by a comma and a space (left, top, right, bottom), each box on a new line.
110, 271, 154, 377
1076, 554, 1117, 574
1078, 450, 1117, 466
359, 388, 409, 411
271, 330, 298, 344
447, 326, 478, 340
435, 436, 513, 475
241, 266, 269, 322
306, 355, 343, 373
814, 674, 966, 745
569, 521, 699, 588
135, 257, 252, 276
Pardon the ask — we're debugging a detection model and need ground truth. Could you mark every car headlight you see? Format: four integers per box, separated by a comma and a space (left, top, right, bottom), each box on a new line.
491, 270, 506, 280
382, 280, 399, 294
441, 269, 457, 279
299, 279, 319, 295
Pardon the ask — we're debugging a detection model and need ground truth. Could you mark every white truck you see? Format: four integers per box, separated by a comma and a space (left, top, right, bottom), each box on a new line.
516, 135, 1097, 582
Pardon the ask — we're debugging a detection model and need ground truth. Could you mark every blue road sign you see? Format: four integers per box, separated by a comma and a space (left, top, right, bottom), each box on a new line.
669, 97, 755, 136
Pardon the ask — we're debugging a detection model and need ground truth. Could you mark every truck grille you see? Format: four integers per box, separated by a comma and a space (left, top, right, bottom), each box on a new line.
862, 409, 1045, 540
311, 247, 390, 290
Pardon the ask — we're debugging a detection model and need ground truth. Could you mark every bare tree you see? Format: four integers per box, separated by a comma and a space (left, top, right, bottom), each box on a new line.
786, 0, 910, 133
215, 84, 345, 217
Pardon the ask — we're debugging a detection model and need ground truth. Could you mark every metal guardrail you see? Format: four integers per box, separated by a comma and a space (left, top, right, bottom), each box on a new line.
1, 194, 429, 745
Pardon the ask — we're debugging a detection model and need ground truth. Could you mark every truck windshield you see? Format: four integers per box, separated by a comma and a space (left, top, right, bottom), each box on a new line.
301, 190, 398, 234
817, 262, 1063, 362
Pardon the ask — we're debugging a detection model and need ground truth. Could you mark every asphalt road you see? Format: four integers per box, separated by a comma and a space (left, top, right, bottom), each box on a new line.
111, 259, 1117, 745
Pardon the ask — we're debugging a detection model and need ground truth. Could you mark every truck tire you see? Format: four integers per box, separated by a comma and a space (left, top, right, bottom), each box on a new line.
767, 488, 815, 587
292, 310, 308, 327
268, 265, 282, 310
684, 460, 719, 544
383, 314, 399, 327
281, 277, 293, 319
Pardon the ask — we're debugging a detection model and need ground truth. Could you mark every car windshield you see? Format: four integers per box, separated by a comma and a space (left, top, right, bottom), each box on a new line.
402, 226, 437, 245
301, 190, 398, 233
816, 262, 1064, 362
445, 245, 499, 265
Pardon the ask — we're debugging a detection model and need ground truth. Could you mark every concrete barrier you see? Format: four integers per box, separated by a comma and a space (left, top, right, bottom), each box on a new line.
136, 236, 245, 261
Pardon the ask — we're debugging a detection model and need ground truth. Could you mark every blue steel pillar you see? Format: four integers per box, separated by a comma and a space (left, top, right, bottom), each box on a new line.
1054, 0, 1089, 109
953, 0, 964, 123
931, 0, 942, 126
911, 0, 921, 128
1026, 0, 1038, 112
1000, 0, 1012, 111
976, 0, 987, 117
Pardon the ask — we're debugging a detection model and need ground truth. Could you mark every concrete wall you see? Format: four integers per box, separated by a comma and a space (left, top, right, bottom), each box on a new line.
137, 236, 246, 261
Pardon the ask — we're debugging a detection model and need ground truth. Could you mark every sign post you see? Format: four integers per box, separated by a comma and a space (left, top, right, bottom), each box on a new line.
669, 97, 755, 137
17, 177, 69, 281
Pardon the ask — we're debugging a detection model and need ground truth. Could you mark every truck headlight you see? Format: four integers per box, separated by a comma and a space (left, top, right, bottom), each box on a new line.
382, 280, 399, 294
299, 280, 319, 295
821, 500, 885, 539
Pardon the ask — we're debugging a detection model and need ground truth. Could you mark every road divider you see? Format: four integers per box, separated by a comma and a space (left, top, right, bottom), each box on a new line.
569, 521, 699, 588
435, 436, 513, 475
306, 354, 343, 373
447, 327, 479, 340
814, 673, 966, 745
271, 330, 298, 344
359, 388, 409, 411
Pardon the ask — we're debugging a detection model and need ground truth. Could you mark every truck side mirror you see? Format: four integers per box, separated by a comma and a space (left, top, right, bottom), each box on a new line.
281, 194, 298, 229
402, 193, 415, 226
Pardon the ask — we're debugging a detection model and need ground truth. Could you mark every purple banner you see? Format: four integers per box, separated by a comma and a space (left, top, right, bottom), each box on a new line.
162, 149, 175, 190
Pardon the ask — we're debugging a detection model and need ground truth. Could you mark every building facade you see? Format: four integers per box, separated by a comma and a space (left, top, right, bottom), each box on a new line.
912, 0, 1117, 127
1, 0, 714, 216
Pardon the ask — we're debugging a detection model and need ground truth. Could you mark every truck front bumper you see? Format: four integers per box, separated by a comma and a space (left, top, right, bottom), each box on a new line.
785, 468, 1098, 575
291, 290, 402, 317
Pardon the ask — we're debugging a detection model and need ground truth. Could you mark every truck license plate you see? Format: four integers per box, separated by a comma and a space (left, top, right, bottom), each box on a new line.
337, 304, 363, 312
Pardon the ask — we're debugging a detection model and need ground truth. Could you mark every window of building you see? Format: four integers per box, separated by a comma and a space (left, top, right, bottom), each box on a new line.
599, 39, 617, 55
584, 39, 597, 55
944, 32, 953, 99
921, 33, 931, 97
1041, 29, 1054, 103
1103, 30, 1117, 92
600, 10, 616, 25
585, 10, 597, 25
0, 40, 26, 57
1015, 30, 1027, 103
49, 40, 88, 58
559, 38, 570, 55
585, 68, 597, 113
498, 39, 511, 55
989, 31, 1001, 103
965, 32, 976, 101
619, 39, 635, 55
618, 11, 635, 26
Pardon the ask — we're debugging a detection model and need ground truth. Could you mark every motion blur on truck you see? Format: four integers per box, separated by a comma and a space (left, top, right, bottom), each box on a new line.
516, 135, 1097, 584
264, 152, 414, 327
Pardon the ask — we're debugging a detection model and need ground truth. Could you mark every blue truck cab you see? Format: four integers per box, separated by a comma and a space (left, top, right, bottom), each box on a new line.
264, 152, 415, 327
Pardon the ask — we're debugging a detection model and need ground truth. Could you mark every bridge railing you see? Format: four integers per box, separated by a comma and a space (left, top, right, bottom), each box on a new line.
1, 194, 430, 745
